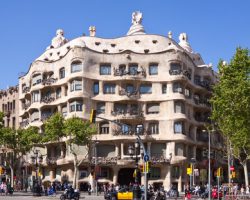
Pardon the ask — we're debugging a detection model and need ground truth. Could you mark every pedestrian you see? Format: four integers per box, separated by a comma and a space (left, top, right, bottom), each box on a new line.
184, 185, 191, 200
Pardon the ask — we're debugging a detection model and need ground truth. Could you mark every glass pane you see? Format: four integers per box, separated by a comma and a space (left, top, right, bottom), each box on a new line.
149, 65, 158, 75
100, 65, 111, 75
140, 85, 152, 94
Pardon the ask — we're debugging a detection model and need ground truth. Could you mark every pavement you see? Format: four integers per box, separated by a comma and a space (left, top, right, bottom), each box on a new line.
0, 191, 105, 200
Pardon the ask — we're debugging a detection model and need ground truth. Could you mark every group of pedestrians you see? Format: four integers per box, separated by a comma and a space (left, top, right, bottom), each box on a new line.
0, 181, 12, 196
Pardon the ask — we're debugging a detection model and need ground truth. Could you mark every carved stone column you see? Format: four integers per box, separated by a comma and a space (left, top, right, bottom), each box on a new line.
113, 168, 119, 185
99, 81, 103, 95
147, 142, 151, 157
115, 143, 120, 157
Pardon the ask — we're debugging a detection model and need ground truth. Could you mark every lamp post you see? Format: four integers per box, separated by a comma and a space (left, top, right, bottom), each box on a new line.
190, 158, 196, 187
128, 140, 141, 200
30, 150, 43, 196
202, 128, 215, 200
94, 140, 99, 196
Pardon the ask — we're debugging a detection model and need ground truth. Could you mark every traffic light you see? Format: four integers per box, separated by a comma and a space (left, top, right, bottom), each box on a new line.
217, 167, 222, 177
90, 109, 96, 123
0, 167, 3, 175
139, 164, 144, 173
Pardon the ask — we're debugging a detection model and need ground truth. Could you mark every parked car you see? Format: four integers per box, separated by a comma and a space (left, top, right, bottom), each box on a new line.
104, 188, 133, 200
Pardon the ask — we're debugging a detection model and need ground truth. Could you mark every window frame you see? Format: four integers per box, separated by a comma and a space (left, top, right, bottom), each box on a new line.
100, 64, 111, 75
69, 101, 83, 112
149, 64, 158, 75
174, 121, 185, 134
103, 83, 116, 94
140, 84, 152, 94
59, 67, 65, 79
71, 61, 82, 73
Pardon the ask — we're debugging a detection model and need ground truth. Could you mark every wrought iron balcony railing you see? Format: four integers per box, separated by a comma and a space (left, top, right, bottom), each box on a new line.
169, 69, 191, 80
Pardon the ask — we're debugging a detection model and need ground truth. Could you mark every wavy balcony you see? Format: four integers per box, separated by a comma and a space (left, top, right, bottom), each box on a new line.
20, 119, 29, 128
194, 79, 212, 91
91, 156, 119, 166
111, 109, 143, 120
169, 69, 191, 80
40, 96, 55, 104
42, 77, 58, 86
22, 86, 30, 94
113, 67, 146, 78
118, 89, 140, 99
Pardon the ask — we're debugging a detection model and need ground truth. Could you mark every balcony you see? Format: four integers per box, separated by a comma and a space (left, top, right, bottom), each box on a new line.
194, 115, 210, 123
111, 109, 143, 119
4, 111, 11, 117
40, 95, 55, 104
45, 156, 58, 165
41, 113, 53, 122
151, 154, 171, 164
42, 78, 58, 86
20, 119, 29, 128
22, 86, 30, 94
118, 89, 140, 99
194, 79, 211, 91
22, 102, 31, 110
169, 69, 191, 80
193, 97, 211, 107
91, 156, 119, 165
113, 67, 146, 78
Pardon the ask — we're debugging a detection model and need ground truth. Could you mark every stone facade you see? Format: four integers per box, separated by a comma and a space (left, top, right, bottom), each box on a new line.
1, 12, 224, 192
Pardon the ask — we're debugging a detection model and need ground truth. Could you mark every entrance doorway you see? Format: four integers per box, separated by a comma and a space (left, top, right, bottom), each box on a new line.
118, 168, 141, 186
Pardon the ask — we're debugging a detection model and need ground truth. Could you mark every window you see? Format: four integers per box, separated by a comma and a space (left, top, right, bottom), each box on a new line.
149, 167, 161, 179
162, 84, 167, 94
149, 64, 158, 75
174, 101, 185, 114
32, 74, 42, 86
79, 170, 88, 179
174, 121, 184, 134
171, 166, 180, 179
170, 63, 181, 71
169, 62, 182, 75
97, 102, 105, 114
173, 82, 183, 93
126, 84, 135, 94
100, 122, 109, 134
93, 82, 99, 95
148, 122, 159, 134
185, 88, 192, 98
98, 167, 109, 178
140, 84, 152, 94
100, 64, 111, 75
59, 67, 65, 79
114, 103, 128, 114
62, 106, 67, 117
71, 61, 82, 73
175, 143, 184, 156
56, 88, 61, 99
32, 91, 40, 103
129, 64, 138, 75
70, 80, 82, 91
147, 103, 159, 114
104, 83, 116, 94
70, 101, 83, 112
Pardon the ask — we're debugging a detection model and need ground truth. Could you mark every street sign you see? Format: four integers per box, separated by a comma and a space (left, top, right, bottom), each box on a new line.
144, 154, 149, 162
187, 168, 192, 175
230, 166, 235, 171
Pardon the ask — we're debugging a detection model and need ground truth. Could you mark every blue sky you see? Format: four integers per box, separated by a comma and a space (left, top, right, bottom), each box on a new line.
0, 0, 249, 89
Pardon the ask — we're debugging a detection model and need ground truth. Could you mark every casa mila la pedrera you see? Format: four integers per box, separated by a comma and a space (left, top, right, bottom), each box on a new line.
0, 11, 225, 192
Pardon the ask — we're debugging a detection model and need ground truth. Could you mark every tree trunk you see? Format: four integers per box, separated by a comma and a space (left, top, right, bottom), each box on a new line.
72, 154, 79, 189
242, 161, 249, 186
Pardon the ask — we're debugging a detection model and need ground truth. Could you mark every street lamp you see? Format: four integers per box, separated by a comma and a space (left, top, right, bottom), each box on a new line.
128, 140, 141, 200
30, 149, 43, 196
202, 127, 215, 200
94, 140, 99, 196
190, 158, 196, 187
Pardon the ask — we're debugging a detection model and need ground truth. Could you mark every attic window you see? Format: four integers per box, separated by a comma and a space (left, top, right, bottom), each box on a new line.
67, 46, 70, 50
49, 53, 53, 56
44, 58, 49, 61
135, 40, 140, 44
103, 49, 109, 53
168, 42, 172, 46
111, 43, 116, 47
57, 52, 60, 55
95, 42, 101, 46
144, 49, 150, 54
152, 40, 158, 44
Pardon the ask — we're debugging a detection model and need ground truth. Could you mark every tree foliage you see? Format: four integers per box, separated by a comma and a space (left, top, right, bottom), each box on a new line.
211, 48, 250, 156
63, 117, 96, 146
44, 112, 65, 142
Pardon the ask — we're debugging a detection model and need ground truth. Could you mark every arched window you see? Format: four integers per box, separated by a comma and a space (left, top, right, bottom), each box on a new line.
59, 67, 65, 79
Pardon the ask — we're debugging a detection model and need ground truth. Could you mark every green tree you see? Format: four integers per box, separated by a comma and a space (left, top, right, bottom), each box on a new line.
0, 126, 41, 187
43, 112, 65, 142
211, 47, 250, 185
63, 117, 96, 189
